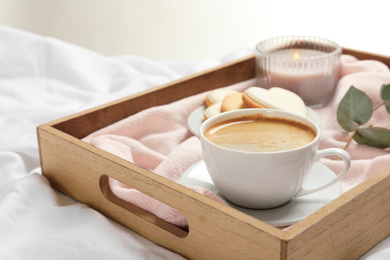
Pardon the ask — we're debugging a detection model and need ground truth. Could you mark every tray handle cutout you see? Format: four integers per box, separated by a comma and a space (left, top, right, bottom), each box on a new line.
99, 175, 189, 238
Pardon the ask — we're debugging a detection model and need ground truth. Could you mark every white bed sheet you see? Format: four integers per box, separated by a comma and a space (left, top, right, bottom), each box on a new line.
0, 25, 389, 259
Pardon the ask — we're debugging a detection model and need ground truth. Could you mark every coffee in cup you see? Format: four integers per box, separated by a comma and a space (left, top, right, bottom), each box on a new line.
200, 108, 351, 209
204, 114, 316, 153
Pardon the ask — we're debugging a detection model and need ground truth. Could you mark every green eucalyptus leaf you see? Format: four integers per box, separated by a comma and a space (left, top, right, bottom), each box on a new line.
337, 86, 373, 132
353, 127, 390, 149
381, 84, 390, 100
380, 84, 390, 113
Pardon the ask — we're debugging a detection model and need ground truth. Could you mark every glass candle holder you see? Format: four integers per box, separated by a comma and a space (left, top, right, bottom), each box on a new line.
256, 36, 342, 107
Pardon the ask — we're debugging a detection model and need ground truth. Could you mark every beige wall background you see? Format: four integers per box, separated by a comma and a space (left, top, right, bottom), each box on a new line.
0, 0, 389, 60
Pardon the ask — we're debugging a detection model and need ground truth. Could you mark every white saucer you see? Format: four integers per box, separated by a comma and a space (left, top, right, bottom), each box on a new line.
187, 106, 321, 137
180, 160, 341, 227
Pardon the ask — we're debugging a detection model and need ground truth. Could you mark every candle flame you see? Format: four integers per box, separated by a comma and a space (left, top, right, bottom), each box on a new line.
293, 51, 301, 61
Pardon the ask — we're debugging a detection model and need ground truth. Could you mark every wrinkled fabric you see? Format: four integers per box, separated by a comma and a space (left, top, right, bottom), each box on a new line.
1, 23, 389, 259
0, 25, 252, 260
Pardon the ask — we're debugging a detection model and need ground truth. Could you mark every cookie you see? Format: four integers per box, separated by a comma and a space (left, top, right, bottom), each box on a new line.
205, 88, 238, 107
204, 103, 222, 120
221, 92, 246, 112
242, 87, 307, 117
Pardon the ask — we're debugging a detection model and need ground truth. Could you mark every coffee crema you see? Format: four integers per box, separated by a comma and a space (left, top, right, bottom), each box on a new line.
204, 115, 316, 152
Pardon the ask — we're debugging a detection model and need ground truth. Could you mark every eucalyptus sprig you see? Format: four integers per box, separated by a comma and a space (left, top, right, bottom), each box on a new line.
337, 84, 390, 150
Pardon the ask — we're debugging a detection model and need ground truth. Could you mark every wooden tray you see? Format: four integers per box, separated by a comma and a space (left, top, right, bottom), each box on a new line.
37, 48, 390, 259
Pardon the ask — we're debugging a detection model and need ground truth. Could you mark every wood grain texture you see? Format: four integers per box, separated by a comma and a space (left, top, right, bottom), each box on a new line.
51, 54, 256, 139
343, 47, 390, 68
37, 125, 283, 259
285, 166, 390, 259
37, 48, 390, 259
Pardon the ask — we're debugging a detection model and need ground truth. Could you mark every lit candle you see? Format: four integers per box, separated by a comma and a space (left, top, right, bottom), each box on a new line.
256, 36, 341, 107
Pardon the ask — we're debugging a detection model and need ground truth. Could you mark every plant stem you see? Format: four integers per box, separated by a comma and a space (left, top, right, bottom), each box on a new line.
373, 100, 386, 111
343, 130, 357, 150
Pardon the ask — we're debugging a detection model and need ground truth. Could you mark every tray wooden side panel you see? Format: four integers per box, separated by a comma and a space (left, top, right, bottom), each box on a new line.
343, 48, 390, 68
44, 48, 390, 141
46, 48, 389, 141
285, 166, 390, 259
51, 55, 256, 139
37, 125, 286, 260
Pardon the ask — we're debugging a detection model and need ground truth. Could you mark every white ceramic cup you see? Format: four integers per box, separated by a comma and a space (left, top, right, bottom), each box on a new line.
199, 108, 351, 209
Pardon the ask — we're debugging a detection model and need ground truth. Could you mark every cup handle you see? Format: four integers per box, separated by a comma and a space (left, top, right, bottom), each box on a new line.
295, 148, 351, 197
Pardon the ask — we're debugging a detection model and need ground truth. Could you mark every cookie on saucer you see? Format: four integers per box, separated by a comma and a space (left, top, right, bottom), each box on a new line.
204, 103, 222, 120
221, 92, 247, 112
242, 87, 307, 117
205, 88, 238, 107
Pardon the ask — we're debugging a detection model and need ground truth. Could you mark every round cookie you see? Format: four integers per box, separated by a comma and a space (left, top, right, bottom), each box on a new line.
221, 92, 246, 112
204, 103, 222, 120
242, 86, 307, 117
205, 88, 238, 107
242, 89, 268, 108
